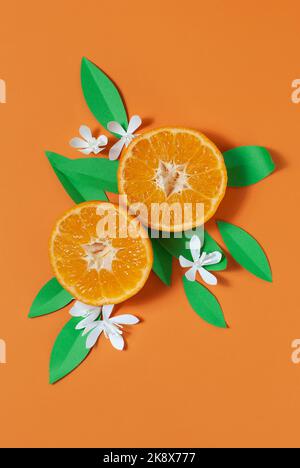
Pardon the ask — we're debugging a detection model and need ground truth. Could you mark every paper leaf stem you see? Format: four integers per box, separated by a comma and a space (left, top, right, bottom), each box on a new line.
81, 57, 128, 134
182, 277, 227, 328
158, 230, 227, 271
223, 146, 275, 187
46, 152, 119, 203
29, 278, 73, 318
49, 318, 91, 384
217, 221, 272, 282
151, 239, 172, 286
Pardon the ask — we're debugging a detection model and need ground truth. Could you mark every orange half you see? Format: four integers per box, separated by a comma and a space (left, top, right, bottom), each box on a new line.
49, 202, 153, 305
118, 128, 227, 232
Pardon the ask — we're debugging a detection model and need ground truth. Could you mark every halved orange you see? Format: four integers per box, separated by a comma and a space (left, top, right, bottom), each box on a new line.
49, 201, 153, 305
118, 128, 227, 232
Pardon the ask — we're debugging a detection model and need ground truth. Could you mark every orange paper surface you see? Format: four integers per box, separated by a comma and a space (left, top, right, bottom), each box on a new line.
0, 0, 299, 448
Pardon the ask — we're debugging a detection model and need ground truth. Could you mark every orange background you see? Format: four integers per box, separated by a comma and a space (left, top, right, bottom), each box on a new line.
0, 0, 299, 448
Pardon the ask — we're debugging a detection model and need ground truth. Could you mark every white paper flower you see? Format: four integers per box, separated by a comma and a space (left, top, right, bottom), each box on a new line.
70, 302, 139, 350
107, 115, 142, 160
179, 235, 222, 285
70, 125, 108, 155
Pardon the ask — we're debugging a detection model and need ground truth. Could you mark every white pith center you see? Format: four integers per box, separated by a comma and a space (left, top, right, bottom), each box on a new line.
82, 239, 120, 272
155, 160, 190, 197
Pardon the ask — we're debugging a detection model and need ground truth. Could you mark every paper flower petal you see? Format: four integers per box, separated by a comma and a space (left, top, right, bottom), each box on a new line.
107, 121, 126, 136
81, 321, 101, 336
70, 137, 89, 149
202, 251, 222, 266
80, 148, 93, 155
199, 267, 218, 286
75, 310, 101, 330
190, 235, 201, 262
86, 325, 103, 348
179, 255, 194, 268
109, 137, 126, 160
97, 135, 108, 146
102, 304, 114, 321
70, 301, 99, 317
79, 125, 92, 141
185, 265, 197, 282
127, 115, 142, 134
111, 314, 139, 325
109, 333, 124, 351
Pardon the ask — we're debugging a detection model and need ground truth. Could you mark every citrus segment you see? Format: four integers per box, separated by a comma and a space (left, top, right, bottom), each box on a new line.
50, 202, 153, 305
118, 128, 227, 231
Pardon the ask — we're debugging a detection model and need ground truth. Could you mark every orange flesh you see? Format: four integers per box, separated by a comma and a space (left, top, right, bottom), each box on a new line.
49, 202, 153, 305
118, 128, 227, 231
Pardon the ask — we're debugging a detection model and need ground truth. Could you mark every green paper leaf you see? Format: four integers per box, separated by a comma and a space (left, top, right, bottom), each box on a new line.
223, 146, 275, 187
81, 57, 128, 133
151, 239, 172, 286
49, 317, 91, 384
203, 232, 227, 271
29, 278, 73, 318
46, 152, 119, 203
217, 221, 272, 282
182, 277, 227, 328
51, 165, 94, 203
158, 230, 227, 271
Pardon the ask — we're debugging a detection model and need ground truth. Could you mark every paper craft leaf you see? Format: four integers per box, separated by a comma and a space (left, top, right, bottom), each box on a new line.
203, 232, 227, 271
182, 277, 227, 328
223, 146, 275, 187
151, 239, 172, 286
51, 164, 98, 203
81, 57, 128, 133
49, 317, 91, 384
158, 230, 227, 271
217, 221, 272, 282
46, 152, 119, 203
29, 278, 73, 318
